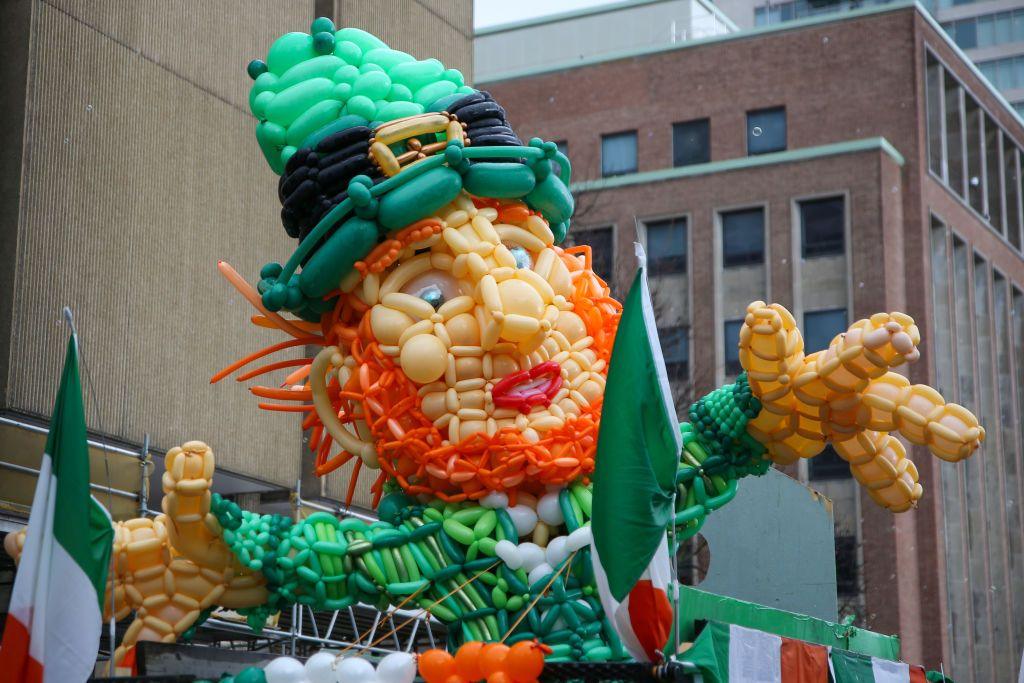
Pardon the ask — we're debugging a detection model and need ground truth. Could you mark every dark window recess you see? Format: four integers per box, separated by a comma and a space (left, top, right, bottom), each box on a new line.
809, 446, 852, 480
564, 227, 614, 286
724, 319, 743, 376
835, 535, 860, 597
747, 107, 786, 155
721, 208, 765, 267
673, 118, 710, 167
660, 326, 690, 381
803, 308, 847, 353
646, 217, 688, 275
551, 140, 568, 177
601, 131, 638, 177
800, 196, 845, 258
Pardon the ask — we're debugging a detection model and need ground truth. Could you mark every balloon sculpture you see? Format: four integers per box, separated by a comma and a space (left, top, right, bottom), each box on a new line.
3, 18, 985, 668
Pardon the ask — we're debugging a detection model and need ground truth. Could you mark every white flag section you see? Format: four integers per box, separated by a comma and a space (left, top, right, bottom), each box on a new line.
728, 625, 783, 682
0, 337, 113, 683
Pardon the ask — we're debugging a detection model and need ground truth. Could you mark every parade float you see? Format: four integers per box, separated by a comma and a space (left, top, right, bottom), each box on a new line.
2, 18, 984, 683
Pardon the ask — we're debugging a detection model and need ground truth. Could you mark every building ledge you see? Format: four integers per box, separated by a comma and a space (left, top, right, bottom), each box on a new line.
571, 136, 905, 193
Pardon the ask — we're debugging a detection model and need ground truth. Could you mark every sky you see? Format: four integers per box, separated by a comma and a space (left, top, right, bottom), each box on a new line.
474, 0, 616, 29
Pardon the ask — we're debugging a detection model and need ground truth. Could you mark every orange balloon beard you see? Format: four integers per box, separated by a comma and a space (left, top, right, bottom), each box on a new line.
310, 245, 621, 505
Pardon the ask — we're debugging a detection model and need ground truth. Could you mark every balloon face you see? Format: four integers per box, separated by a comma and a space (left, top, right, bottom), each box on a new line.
309, 194, 620, 502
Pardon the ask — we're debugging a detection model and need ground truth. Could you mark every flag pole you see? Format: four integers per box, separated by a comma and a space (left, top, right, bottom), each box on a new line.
63, 306, 117, 676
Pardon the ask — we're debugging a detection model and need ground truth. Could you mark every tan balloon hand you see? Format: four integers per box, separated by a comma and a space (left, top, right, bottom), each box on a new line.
738, 301, 984, 512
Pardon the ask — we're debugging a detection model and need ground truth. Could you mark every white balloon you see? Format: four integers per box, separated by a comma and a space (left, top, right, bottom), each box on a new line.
566, 525, 592, 551
518, 542, 545, 572
528, 562, 554, 587
537, 492, 564, 526
545, 535, 568, 567
480, 491, 509, 509
304, 652, 337, 683
507, 505, 538, 537
335, 656, 376, 683
375, 652, 416, 683
265, 657, 307, 683
495, 539, 522, 569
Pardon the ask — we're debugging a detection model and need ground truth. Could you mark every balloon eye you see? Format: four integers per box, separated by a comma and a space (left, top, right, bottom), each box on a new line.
416, 284, 445, 310
508, 245, 532, 270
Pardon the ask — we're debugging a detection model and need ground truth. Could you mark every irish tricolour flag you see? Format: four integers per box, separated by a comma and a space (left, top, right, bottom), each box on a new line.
685, 622, 929, 682
0, 336, 114, 683
591, 244, 681, 662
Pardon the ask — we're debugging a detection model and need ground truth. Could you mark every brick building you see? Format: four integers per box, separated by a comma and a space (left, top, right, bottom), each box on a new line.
479, 2, 1024, 680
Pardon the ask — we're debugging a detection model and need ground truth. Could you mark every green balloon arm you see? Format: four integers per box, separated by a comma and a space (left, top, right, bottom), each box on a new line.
553, 150, 572, 186
672, 373, 767, 536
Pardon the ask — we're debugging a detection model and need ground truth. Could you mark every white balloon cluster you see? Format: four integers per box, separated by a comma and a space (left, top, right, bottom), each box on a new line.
263, 651, 417, 683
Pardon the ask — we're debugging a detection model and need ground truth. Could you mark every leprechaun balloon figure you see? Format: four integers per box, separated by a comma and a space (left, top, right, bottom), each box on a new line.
4, 19, 984, 666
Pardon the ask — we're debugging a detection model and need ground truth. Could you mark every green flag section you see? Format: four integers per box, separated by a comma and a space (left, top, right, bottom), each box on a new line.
0, 336, 114, 683
590, 246, 681, 662
682, 621, 929, 683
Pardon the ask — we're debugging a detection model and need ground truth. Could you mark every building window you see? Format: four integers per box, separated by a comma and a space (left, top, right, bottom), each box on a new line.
601, 131, 637, 177
746, 107, 786, 155
799, 196, 845, 258
965, 95, 984, 215
926, 52, 943, 179
803, 308, 847, 353
834, 535, 859, 598
721, 208, 765, 267
1003, 136, 1021, 248
945, 70, 965, 196
984, 115, 1003, 230
659, 326, 689, 381
945, 9, 1024, 50
723, 319, 743, 376
551, 140, 568, 177
645, 217, 688, 275
672, 119, 710, 167
564, 227, 614, 286
809, 446, 851, 479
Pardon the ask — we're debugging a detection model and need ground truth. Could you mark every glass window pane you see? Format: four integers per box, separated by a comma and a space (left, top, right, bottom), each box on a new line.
1014, 9, 1024, 42
960, 17, 980, 48
755, 6, 767, 25
721, 208, 765, 267
966, 96, 985, 213
747, 107, 786, 155
800, 196, 845, 257
927, 53, 944, 178
659, 326, 689, 380
995, 12, 1012, 45
601, 131, 637, 177
809, 448, 851, 479
724, 319, 743, 375
984, 116, 1003, 232
673, 118, 710, 167
977, 15, 993, 47
1004, 139, 1020, 244
803, 308, 847, 353
945, 71, 964, 195
646, 217, 688, 275
564, 227, 614, 286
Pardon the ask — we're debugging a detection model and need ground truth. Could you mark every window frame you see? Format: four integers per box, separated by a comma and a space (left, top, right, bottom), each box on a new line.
563, 224, 617, 289
641, 215, 690, 276
745, 106, 787, 156
672, 117, 711, 168
719, 206, 768, 268
924, 45, 1024, 255
798, 195, 846, 259
600, 130, 638, 178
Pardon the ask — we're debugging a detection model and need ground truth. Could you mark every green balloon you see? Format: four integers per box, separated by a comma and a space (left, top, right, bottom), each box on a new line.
352, 70, 391, 100
266, 32, 315, 75
265, 78, 334, 127
377, 166, 462, 230
363, 47, 415, 71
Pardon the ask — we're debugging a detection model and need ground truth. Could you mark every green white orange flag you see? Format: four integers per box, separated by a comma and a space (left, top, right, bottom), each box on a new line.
591, 244, 681, 662
683, 622, 929, 683
0, 336, 114, 683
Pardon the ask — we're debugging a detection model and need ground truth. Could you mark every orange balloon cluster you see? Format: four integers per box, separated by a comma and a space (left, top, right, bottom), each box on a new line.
419, 640, 549, 683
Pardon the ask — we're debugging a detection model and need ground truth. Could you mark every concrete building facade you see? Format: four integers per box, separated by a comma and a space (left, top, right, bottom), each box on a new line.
479, 3, 1024, 680
0, 0, 471, 620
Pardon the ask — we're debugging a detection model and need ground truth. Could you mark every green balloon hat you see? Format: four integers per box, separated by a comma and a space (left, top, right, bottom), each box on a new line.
247, 18, 575, 321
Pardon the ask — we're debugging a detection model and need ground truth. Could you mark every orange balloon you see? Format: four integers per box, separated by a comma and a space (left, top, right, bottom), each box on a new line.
479, 643, 510, 678
487, 673, 513, 683
419, 649, 457, 683
445, 676, 468, 683
455, 641, 486, 680
505, 641, 545, 682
